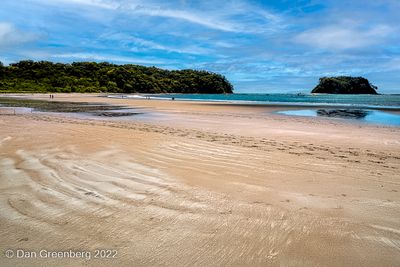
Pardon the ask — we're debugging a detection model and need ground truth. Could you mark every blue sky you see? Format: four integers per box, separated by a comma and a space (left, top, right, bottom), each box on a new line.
1, 0, 399, 93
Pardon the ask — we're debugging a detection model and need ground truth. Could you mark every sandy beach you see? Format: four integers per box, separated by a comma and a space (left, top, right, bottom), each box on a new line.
1, 94, 399, 266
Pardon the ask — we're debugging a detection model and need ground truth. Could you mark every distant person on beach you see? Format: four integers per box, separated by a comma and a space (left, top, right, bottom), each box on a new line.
172, 97, 175, 101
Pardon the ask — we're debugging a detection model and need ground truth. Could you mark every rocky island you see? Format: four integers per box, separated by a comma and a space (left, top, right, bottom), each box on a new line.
311, 76, 378, 94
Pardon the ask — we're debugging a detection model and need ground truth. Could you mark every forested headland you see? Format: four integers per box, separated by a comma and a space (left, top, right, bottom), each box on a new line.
0, 60, 233, 94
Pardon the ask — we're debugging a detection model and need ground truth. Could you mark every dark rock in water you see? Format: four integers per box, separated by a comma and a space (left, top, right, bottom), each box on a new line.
93, 112, 142, 117
312, 76, 378, 94
316, 109, 370, 119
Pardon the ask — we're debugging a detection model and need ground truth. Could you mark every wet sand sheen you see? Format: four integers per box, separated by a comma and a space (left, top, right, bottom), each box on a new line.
0, 94, 400, 266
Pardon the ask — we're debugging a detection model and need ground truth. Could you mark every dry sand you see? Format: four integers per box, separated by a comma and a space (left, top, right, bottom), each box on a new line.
0, 94, 399, 266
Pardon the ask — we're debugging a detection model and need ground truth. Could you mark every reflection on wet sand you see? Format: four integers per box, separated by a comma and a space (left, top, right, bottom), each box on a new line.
316, 109, 370, 119
278, 108, 400, 126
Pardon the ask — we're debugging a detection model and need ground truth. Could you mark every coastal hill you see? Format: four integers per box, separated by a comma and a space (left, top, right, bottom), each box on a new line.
311, 76, 378, 94
0, 60, 233, 94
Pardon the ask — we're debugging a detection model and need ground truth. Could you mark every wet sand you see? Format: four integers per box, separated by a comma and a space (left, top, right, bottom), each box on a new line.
1, 94, 400, 266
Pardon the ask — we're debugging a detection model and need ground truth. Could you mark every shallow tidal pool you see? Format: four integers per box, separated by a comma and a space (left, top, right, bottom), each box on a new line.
277, 109, 400, 127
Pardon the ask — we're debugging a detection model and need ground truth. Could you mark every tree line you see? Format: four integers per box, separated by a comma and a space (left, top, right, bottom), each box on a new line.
0, 60, 234, 94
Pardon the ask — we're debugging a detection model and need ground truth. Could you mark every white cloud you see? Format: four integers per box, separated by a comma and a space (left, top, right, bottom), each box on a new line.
38, 0, 118, 9
37, 0, 238, 31
380, 57, 400, 72
123, 3, 285, 33
0, 22, 39, 48
120, 4, 243, 32
52, 52, 165, 64
294, 24, 393, 50
101, 32, 211, 55
35, 0, 284, 33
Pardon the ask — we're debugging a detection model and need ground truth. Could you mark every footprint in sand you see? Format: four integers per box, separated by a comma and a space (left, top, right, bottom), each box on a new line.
0, 136, 12, 146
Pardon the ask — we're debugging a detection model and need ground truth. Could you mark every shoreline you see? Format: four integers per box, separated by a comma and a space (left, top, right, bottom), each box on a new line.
2, 92, 400, 111
2, 93, 400, 125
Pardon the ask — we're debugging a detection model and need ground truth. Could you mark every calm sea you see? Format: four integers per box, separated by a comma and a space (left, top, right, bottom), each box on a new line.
109, 93, 400, 126
147, 93, 400, 109
123, 93, 400, 126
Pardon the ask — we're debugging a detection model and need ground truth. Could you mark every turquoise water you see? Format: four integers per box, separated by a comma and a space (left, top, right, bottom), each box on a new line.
146, 93, 400, 108
109, 93, 400, 126
277, 109, 400, 127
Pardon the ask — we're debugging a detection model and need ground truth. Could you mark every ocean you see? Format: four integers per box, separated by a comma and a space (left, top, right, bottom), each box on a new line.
110, 93, 400, 126
147, 93, 400, 109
